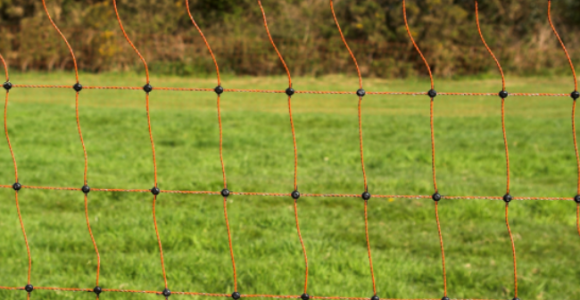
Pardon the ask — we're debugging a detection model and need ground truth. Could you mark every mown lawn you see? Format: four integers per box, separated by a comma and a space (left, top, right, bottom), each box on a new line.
0, 73, 579, 300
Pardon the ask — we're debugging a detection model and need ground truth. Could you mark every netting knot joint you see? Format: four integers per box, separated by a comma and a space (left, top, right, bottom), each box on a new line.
371, 295, 379, 300
3, 81, 12, 91
143, 83, 153, 93
571, 91, 579, 100
428, 89, 437, 98
232, 291, 241, 300
82, 185, 90, 194
162, 288, 171, 298
432, 192, 442, 201
93, 286, 102, 295
151, 186, 160, 196
12, 182, 22, 191
356, 89, 366, 97
292, 190, 300, 200
221, 188, 230, 197
215, 86, 224, 95
301, 293, 310, 300
499, 90, 509, 99
503, 193, 513, 203
441, 297, 450, 300
575, 195, 580, 203
73, 83, 83, 92
24, 284, 33, 293
362, 191, 371, 201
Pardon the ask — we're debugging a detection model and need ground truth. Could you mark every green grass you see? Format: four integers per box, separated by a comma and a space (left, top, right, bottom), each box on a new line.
1, 72, 579, 300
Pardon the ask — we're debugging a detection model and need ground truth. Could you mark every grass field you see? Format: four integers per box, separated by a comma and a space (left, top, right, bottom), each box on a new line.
1, 73, 579, 300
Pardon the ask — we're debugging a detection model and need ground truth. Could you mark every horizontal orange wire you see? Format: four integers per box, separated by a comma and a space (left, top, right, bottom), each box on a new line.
6, 84, 571, 97
0, 185, 571, 201
0, 286, 502, 300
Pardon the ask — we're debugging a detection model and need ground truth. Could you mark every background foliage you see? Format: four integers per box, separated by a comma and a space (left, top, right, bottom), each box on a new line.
1, 0, 580, 77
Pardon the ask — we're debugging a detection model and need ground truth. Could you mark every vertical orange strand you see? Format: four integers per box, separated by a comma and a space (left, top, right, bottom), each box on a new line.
358, 98, 368, 191
217, 95, 227, 187
430, 99, 437, 192
501, 99, 510, 193
223, 197, 238, 291
573, 101, 580, 194
153, 195, 168, 288
4, 91, 17, 181
112, 0, 150, 83
329, 0, 362, 89
145, 93, 158, 186
505, 204, 518, 298
185, 0, 221, 85
294, 200, 309, 293
577, 204, 580, 237
364, 200, 377, 295
258, 0, 292, 88
547, 0, 577, 91
402, 0, 434, 89
84, 194, 101, 286
434, 202, 447, 297
15, 192, 32, 284
475, 1, 506, 91
0, 53, 8, 81
75, 93, 89, 184
41, 0, 79, 83
288, 97, 298, 190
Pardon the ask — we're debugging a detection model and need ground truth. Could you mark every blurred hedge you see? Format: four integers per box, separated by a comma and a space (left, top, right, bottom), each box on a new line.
0, 0, 579, 78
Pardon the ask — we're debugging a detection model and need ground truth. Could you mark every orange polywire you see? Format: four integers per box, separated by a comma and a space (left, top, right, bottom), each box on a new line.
224, 196, 238, 291
4, 84, 574, 97
475, 2, 511, 193
475, 1, 506, 91
153, 195, 168, 289
434, 202, 447, 297
577, 204, 580, 237
364, 200, 377, 295
4, 88, 17, 181
84, 194, 101, 286
0, 184, 577, 201
547, 1, 578, 92
293, 199, 309, 293
112, 0, 150, 83
258, 0, 292, 88
185, 0, 221, 86
0, 286, 506, 300
329, 0, 362, 89
402, 0, 433, 90
505, 204, 518, 298
41, 0, 79, 83
0, 53, 7, 81
429, 99, 437, 192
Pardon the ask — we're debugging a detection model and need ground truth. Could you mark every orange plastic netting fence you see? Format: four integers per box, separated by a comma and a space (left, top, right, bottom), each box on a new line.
1, 1, 579, 300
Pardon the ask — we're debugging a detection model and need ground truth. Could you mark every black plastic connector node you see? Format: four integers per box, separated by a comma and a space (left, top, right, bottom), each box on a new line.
82, 185, 90, 194
301, 293, 310, 300
371, 295, 379, 300
3, 81, 12, 91
499, 90, 509, 99
24, 284, 33, 293
73, 83, 83, 92
151, 186, 160, 196
441, 297, 450, 300
221, 188, 230, 197
571, 91, 579, 100
575, 195, 580, 203
292, 190, 300, 200
93, 286, 102, 295
286, 87, 295, 96
215, 86, 224, 95
13, 182, 22, 191
232, 291, 241, 300
356, 89, 366, 97
432, 192, 442, 201
362, 191, 371, 201
512, 298, 520, 300
162, 288, 171, 297
143, 83, 153, 93
428, 89, 437, 98
503, 193, 513, 203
